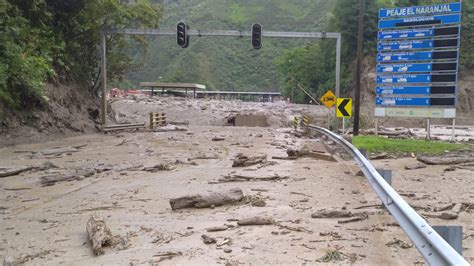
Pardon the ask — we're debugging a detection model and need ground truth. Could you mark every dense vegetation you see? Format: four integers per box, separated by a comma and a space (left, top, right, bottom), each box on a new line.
0, 0, 162, 108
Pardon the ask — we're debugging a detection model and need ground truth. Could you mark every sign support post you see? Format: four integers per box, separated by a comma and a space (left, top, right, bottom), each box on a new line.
354, 0, 365, 136
452, 118, 456, 142
426, 118, 431, 140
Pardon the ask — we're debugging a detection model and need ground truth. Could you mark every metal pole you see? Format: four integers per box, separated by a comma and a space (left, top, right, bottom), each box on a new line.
452, 118, 456, 142
426, 118, 431, 140
353, 0, 365, 136
335, 35, 341, 99
100, 31, 107, 126
342, 117, 345, 135
375, 117, 379, 136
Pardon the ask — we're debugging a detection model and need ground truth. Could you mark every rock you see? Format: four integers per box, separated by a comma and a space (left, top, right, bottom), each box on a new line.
86, 214, 114, 255
370, 152, 388, 160
286, 145, 309, 157
201, 234, 217, 244
404, 163, 427, 170
385, 238, 413, 249
224, 248, 232, 253
232, 154, 267, 167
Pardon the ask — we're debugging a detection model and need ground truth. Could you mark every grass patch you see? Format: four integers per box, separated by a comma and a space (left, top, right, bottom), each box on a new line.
352, 136, 468, 155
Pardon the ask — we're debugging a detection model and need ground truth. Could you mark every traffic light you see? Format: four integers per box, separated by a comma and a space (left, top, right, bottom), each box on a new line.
251, 23, 262, 49
177, 21, 189, 48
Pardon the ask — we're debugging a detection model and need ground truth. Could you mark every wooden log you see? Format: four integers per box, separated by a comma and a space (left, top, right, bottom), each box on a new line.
0, 162, 58, 178
40, 169, 96, 186
338, 214, 368, 224
86, 214, 113, 255
206, 226, 228, 232
417, 156, 474, 165
212, 174, 288, 184
169, 188, 244, 210
0, 166, 34, 178
237, 216, 274, 226
311, 209, 354, 218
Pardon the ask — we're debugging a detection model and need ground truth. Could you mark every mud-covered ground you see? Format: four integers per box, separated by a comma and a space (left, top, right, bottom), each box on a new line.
1, 123, 473, 265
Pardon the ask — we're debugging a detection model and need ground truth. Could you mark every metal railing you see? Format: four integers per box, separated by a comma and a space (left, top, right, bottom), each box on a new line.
308, 125, 469, 266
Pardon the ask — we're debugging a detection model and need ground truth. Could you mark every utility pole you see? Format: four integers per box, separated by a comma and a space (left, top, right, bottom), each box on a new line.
354, 0, 365, 136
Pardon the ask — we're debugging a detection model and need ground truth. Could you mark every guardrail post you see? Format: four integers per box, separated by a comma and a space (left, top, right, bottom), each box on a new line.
376, 168, 392, 186
433, 226, 463, 255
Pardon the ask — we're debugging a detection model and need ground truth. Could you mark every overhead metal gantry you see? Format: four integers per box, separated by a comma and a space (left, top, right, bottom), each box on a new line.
100, 28, 342, 125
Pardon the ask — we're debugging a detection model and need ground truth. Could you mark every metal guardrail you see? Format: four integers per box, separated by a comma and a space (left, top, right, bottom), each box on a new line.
102, 123, 145, 132
308, 125, 469, 266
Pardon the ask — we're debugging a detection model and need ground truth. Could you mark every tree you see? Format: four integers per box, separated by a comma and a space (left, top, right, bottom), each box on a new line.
0, 0, 163, 108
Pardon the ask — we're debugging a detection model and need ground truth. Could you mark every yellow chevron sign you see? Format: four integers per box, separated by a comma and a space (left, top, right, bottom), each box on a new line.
336, 98, 352, 118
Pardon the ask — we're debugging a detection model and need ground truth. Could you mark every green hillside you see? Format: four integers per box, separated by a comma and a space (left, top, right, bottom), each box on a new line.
124, 0, 336, 91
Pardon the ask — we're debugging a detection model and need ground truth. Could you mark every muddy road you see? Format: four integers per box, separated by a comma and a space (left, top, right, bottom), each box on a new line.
1, 122, 473, 265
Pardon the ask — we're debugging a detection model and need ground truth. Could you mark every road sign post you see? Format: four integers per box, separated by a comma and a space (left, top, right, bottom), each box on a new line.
376, 2, 462, 132
337, 98, 352, 135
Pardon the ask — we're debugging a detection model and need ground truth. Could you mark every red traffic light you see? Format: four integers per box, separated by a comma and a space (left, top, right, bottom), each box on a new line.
251, 23, 262, 49
177, 21, 189, 48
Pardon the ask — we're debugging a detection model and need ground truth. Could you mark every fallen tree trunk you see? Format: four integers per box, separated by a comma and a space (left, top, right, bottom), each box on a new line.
237, 216, 274, 226
417, 156, 474, 165
212, 174, 288, 184
311, 209, 354, 218
0, 166, 34, 178
169, 188, 244, 210
0, 162, 58, 178
86, 214, 114, 255
40, 169, 96, 186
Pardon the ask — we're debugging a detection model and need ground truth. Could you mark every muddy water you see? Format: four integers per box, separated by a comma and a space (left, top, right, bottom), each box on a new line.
0, 126, 472, 265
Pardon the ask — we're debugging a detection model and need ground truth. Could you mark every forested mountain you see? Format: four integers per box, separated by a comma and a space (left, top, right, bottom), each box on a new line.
124, 0, 336, 92
124, 0, 473, 104
2, 0, 472, 108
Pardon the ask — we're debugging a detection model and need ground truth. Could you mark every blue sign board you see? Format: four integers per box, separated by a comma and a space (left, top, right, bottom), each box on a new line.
376, 3, 460, 115
378, 28, 434, 40
379, 3, 461, 18
377, 63, 433, 73
377, 74, 432, 84
379, 14, 461, 29
376, 97, 430, 106
378, 39, 434, 51
377, 51, 434, 62
376, 86, 432, 95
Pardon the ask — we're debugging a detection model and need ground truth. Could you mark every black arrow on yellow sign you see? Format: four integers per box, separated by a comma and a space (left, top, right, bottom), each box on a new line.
336, 98, 352, 118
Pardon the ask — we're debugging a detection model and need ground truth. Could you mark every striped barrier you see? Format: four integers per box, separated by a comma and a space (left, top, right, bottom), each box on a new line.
293, 116, 299, 130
